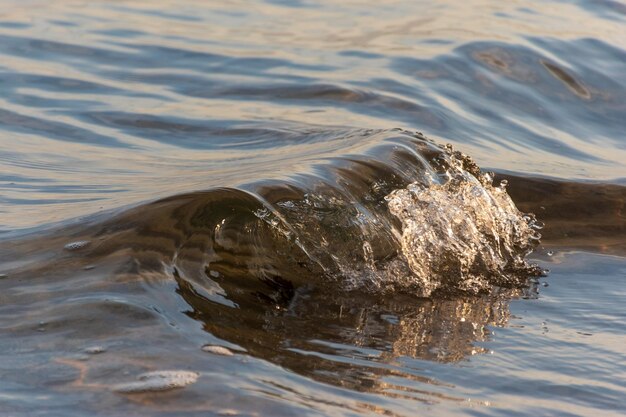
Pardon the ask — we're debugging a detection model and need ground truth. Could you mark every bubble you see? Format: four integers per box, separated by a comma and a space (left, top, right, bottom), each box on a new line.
113, 370, 199, 393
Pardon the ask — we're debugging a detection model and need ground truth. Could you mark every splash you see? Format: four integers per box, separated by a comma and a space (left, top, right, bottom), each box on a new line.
385, 145, 543, 296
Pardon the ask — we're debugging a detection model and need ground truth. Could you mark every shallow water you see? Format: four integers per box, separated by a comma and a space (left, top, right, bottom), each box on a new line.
0, 0, 625, 416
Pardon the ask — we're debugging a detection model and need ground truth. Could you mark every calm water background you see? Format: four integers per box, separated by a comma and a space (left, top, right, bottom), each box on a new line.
0, 1, 624, 416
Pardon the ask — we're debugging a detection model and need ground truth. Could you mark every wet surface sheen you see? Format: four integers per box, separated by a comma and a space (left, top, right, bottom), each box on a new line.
0, 1, 624, 416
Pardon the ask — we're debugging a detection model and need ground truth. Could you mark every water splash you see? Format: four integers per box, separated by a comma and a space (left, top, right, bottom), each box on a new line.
385, 145, 543, 296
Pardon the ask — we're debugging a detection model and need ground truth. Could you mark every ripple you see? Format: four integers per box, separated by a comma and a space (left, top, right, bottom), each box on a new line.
541, 60, 591, 99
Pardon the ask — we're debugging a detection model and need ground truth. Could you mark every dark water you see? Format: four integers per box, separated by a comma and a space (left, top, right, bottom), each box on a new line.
0, 1, 625, 416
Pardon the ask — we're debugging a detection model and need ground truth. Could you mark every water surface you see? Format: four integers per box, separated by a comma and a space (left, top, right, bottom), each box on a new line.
0, 1, 624, 416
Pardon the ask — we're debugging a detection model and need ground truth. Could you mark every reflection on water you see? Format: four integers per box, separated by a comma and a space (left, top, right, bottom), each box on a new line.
178, 271, 532, 388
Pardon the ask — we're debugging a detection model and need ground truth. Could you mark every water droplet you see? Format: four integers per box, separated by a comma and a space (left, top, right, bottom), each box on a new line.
547, 250, 554, 256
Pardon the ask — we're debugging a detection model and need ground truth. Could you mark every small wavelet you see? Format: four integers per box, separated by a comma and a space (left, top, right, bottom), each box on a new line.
541, 60, 591, 99
201, 345, 235, 356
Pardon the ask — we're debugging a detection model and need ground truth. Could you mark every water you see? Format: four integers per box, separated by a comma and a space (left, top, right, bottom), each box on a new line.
0, 1, 624, 416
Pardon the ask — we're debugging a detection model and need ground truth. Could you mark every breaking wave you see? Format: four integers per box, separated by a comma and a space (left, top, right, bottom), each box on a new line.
4, 130, 543, 298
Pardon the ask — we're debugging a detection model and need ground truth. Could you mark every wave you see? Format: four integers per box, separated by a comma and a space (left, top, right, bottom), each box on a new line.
2, 131, 544, 297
